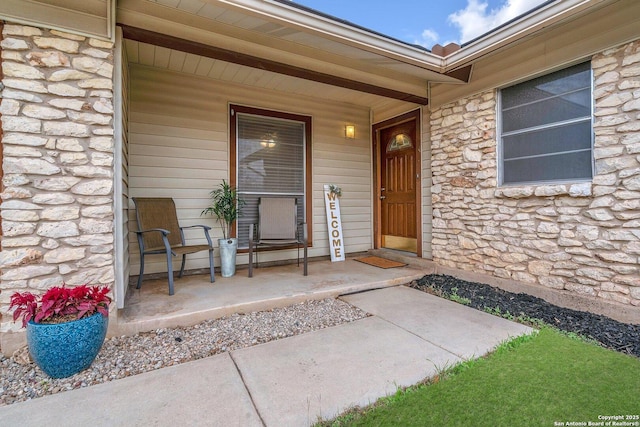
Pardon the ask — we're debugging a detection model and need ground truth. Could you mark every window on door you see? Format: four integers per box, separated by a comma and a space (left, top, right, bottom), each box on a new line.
230, 105, 312, 249
499, 61, 593, 185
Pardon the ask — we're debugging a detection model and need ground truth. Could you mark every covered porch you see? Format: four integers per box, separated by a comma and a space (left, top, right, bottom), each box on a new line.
114, 251, 434, 335
109, 0, 469, 311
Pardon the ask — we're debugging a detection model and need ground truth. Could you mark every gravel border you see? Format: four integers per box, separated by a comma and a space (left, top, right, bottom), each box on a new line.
0, 298, 368, 407
3, 274, 637, 407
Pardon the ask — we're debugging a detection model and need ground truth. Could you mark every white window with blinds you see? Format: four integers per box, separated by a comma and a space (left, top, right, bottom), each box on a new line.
499, 61, 593, 185
232, 106, 310, 249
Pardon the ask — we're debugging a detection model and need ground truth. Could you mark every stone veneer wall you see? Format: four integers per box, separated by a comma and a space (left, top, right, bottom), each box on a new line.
0, 24, 116, 336
430, 39, 640, 308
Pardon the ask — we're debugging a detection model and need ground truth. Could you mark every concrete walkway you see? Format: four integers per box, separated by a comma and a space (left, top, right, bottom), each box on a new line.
0, 286, 533, 427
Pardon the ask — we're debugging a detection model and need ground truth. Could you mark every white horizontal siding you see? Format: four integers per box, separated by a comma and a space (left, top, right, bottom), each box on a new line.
129, 64, 372, 275
420, 107, 432, 259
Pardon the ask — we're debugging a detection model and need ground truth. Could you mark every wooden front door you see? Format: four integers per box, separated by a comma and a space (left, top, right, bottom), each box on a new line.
378, 114, 419, 253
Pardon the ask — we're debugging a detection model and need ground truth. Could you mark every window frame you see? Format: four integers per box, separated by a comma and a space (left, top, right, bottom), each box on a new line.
497, 62, 594, 187
229, 104, 313, 250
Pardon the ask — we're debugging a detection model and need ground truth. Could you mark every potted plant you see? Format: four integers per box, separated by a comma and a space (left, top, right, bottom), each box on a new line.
10, 284, 111, 378
202, 179, 245, 277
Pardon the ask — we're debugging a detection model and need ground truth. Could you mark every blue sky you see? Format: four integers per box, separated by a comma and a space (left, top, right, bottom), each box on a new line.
292, 0, 548, 48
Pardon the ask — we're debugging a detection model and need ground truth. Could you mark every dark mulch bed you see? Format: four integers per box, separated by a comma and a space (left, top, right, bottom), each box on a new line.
410, 274, 640, 358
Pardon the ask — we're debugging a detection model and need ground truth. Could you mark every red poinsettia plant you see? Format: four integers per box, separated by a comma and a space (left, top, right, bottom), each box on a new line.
10, 284, 111, 328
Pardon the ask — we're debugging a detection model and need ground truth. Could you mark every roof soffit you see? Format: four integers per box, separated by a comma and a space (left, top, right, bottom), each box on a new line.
0, 0, 114, 40
116, 0, 460, 85
129, 0, 622, 77
118, 0, 444, 89
430, 0, 639, 107
121, 25, 430, 104
442, 0, 618, 70
215, 0, 445, 70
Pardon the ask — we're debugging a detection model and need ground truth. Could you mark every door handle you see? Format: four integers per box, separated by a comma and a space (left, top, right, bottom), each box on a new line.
380, 195, 386, 200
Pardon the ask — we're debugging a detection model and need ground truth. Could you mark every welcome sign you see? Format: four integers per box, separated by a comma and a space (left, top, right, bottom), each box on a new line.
323, 184, 345, 262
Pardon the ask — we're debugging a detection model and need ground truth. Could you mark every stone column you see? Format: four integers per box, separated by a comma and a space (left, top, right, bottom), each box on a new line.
0, 24, 116, 345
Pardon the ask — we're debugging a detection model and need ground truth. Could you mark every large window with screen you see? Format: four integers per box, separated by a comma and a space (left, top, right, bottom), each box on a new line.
499, 62, 593, 185
230, 105, 311, 249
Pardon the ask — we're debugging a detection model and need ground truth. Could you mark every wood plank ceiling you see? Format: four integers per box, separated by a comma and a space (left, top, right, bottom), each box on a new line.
124, 38, 403, 110
117, 0, 463, 109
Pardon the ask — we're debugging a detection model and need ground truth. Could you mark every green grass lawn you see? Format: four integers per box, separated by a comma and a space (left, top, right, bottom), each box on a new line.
320, 328, 640, 427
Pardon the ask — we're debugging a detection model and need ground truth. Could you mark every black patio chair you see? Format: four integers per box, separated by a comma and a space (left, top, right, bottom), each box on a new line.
132, 197, 215, 295
248, 197, 308, 277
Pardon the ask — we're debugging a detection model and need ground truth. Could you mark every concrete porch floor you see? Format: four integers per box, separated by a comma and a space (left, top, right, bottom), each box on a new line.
115, 253, 433, 336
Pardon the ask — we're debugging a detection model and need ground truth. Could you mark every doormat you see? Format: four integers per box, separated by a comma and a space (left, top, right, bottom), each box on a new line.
354, 256, 407, 269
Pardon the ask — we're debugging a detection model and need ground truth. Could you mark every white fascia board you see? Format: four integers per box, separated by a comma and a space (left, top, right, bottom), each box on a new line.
443, 0, 614, 70
0, 0, 116, 41
216, 0, 445, 71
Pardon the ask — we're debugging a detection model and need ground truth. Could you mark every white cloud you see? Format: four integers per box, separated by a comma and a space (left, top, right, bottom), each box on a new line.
414, 28, 439, 48
449, 0, 548, 43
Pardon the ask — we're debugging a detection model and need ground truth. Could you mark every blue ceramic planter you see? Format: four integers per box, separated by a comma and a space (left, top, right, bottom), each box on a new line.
26, 313, 108, 378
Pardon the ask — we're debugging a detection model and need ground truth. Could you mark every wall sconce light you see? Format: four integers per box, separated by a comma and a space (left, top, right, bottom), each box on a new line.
345, 125, 355, 139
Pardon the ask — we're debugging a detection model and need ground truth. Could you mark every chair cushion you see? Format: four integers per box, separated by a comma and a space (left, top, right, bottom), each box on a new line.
171, 244, 212, 256
133, 198, 183, 248
259, 198, 296, 240
258, 239, 298, 245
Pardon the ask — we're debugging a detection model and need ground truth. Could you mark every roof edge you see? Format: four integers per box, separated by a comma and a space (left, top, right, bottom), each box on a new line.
443, 0, 616, 70
217, 0, 445, 71
270, 0, 432, 53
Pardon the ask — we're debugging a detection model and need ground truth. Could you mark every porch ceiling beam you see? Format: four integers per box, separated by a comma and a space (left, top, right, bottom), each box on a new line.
119, 24, 429, 105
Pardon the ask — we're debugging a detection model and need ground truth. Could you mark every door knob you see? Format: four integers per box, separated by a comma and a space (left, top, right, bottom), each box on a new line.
380, 195, 386, 200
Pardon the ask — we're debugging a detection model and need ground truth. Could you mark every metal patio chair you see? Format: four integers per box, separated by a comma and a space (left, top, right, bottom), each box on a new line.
248, 197, 308, 277
132, 197, 215, 295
